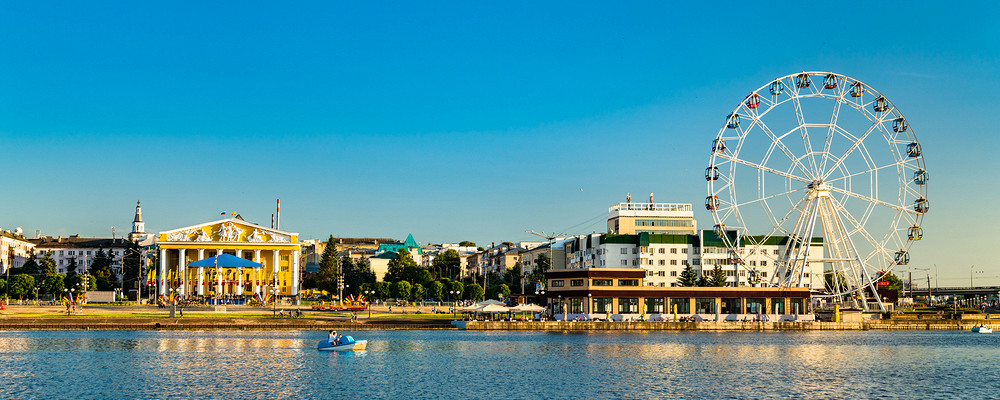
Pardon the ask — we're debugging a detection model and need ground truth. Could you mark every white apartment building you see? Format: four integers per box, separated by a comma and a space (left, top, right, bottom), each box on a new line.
0, 228, 36, 273
558, 231, 825, 290
30, 235, 133, 275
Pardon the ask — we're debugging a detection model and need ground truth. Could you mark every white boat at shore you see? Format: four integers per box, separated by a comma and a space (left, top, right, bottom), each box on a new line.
972, 326, 993, 333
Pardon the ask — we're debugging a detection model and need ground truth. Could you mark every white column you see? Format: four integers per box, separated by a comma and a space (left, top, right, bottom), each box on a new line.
235, 249, 244, 296
217, 249, 224, 296
253, 249, 261, 295
272, 250, 280, 298
291, 249, 300, 297
178, 249, 187, 296
197, 249, 205, 296
158, 248, 167, 295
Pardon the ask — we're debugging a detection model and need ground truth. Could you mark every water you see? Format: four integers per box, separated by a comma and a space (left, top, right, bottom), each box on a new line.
2, 329, 998, 399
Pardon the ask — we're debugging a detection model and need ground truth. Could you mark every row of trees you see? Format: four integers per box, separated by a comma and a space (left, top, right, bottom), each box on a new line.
3, 247, 123, 300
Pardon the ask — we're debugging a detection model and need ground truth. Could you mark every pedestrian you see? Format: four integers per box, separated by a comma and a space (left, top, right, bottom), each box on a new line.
179, 306, 184, 318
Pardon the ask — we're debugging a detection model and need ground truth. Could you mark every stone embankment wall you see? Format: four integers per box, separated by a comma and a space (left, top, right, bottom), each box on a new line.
0, 318, 454, 331
454, 320, 1000, 331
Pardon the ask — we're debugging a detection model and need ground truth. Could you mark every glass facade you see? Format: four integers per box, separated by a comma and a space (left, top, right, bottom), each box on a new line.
670, 298, 690, 314
695, 298, 715, 314
593, 298, 613, 313
645, 298, 664, 313
618, 298, 638, 314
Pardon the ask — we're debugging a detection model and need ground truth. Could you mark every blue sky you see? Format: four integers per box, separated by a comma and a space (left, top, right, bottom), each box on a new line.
2, 2, 998, 285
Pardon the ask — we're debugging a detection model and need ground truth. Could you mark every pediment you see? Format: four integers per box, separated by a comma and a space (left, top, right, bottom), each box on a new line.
160, 218, 297, 243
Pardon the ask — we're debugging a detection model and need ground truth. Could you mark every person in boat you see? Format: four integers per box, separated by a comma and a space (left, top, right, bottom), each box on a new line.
328, 330, 338, 345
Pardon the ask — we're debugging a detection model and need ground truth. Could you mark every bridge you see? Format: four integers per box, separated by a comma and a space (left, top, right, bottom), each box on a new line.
906, 286, 1000, 297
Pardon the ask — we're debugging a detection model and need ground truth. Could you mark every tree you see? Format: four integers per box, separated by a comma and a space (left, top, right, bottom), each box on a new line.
21, 255, 41, 277
449, 281, 464, 301
385, 250, 419, 283
463, 283, 484, 301
432, 249, 462, 280
122, 245, 143, 292
392, 281, 412, 300
315, 236, 339, 293
880, 271, 905, 297
678, 265, 699, 287
458, 241, 476, 247
374, 281, 391, 300
42, 274, 65, 298
527, 254, 550, 284
9, 274, 35, 299
89, 248, 118, 291
504, 263, 523, 293
709, 265, 728, 287
341, 255, 360, 296
0, 278, 5, 295
495, 283, 511, 300
696, 274, 708, 287
411, 283, 424, 301
66, 258, 78, 275
428, 281, 444, 301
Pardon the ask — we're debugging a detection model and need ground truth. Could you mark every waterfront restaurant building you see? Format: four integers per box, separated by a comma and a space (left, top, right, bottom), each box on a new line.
157, 217, 301, 302
545, 268, 812, 321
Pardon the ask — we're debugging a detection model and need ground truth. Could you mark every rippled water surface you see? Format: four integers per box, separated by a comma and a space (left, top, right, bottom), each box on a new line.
2, 329, 998, 399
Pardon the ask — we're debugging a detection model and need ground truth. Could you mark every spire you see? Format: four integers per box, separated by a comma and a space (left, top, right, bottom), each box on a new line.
133, 201, 143, 223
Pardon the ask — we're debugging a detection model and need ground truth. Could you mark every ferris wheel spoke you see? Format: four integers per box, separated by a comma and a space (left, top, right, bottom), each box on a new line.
826, 185, 914, 215
755, 122, 816, 180
825, 162, 902, 186
820, 117, 889, 182
826, 195, 887, 259
820, 97, 843, 173
716, 154, 812, 185
790, 94, 820, 177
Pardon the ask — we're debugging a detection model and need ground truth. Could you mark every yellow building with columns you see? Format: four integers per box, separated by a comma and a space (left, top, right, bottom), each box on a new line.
157, 217, 301, 302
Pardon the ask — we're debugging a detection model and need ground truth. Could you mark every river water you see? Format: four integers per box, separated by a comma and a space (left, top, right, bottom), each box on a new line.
1, 329, 997, 399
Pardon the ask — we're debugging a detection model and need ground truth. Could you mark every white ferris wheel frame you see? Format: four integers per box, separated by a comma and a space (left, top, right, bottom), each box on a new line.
706, 71, 928, 312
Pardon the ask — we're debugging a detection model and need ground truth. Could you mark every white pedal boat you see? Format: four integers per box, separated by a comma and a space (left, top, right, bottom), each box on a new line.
317, 338, 368, 351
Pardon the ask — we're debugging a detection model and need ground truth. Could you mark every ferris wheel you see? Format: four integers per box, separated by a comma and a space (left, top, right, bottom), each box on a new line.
706, 71, 928, 312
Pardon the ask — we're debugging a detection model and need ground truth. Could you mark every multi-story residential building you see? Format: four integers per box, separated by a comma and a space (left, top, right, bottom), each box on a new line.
554, 231, 824, 290
0, 227, 35, 273
606, 195, 697, 235
30, 235, 133, 276
463, 244, 522, 278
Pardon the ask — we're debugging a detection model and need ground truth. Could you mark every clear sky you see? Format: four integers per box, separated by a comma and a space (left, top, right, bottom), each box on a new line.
2, 2, 998, 286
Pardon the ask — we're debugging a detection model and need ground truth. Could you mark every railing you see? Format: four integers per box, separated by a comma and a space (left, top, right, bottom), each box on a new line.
609, 202, 693, 213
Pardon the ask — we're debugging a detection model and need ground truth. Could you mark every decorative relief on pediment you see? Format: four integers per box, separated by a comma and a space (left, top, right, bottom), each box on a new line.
194, 229, 213, 242
269, 233, 290, 243
214, 222, 244, 242
247, 229, 266, 243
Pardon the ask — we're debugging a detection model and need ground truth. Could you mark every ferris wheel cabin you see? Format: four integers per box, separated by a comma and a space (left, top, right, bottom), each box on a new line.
908, 226, 923, 241
795, 73, 811, 88
823, 74, 838, 89
913, 169, 928, 185
906, 142, 922, 157
705, 166, 719, 181
850, 82, 864, 97
769, 81, 783, 95
873, 96, 889, 112
745, 94, 760, 109
914, 198, 929, 214
705, 196, 719, 211
712, 138, 726, 153
727, 113, 739, 129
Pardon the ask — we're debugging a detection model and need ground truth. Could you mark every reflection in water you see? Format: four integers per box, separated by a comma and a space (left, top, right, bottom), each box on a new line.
1, 330, 999, 399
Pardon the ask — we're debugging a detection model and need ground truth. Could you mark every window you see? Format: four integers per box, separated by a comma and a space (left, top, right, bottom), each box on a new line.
621, 248, 627, 255
632, 248, 637, 254
746, 298, 766, 313
693, 259, 701, 265
646, 271, 653, 276
682, 248, 688, 254
670, 271, 677, 277
569, 298, 583, 314
762, 272, 768, 277
551, 280, 565, 287
592, 279, 613, 286
760, 261, 767, 266
658, 248, 665, 254
570, 279, 585, 287
670, 248, 677, 254
670, 298, 690, 313
620, 260, 628, 266
593, 298, 613, 313
618, 279, 639, 286
695, 298, 715, 314
659, 260, 665, 266
670, 260, 677, 265
774, 249, 780, 255
657, 271, 665, 277
726, 270, 734, 276
750, 260, 756, 266
721, 298, 740, 314
619, 298, 638, 313
632, 260, 637, 266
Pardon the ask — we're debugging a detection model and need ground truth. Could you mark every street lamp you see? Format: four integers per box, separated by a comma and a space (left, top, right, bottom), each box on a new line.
363, 289, 375, 318
33, 287, 39, 305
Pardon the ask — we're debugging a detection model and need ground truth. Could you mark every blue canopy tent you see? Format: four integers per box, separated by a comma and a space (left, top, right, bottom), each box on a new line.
189, 254, 264, 305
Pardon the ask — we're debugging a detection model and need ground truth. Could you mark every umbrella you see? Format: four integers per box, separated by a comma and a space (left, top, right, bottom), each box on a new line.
477, 304, 510, 312
511, 303, 546, 312
188, 253, 263, 268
